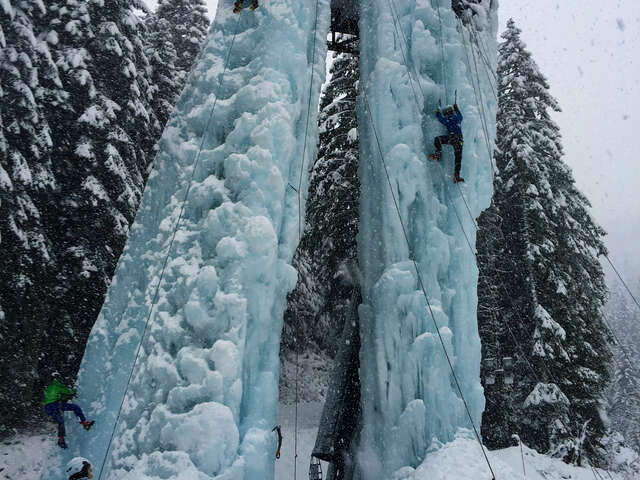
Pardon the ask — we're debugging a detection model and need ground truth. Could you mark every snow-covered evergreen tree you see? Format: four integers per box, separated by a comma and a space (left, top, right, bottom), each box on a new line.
145, 15, 181, 130
0, 0, 67, 429
145, 0, 209, 130
478, 19, 611, 464
606, 279, 640, 453
0, 0, 167, 430
281, 49, 360, 360
37, 0, 161, 382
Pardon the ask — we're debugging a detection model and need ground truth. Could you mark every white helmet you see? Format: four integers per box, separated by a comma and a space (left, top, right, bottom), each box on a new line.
66, 457, 91, 479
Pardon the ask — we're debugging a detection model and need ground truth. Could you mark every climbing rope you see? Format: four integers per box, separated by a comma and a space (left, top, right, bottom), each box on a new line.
292, 0, 322, 476
468, 20, 498, 100
95, 17, 241, 480
434, 0, 450, 101
603, 253, 640, 312
457, 17, 495, 180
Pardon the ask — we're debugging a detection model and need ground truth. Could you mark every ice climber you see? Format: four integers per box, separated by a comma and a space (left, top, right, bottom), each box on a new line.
43, 373, 94, 449
429, 103, 465, 183
66, 457, 93, 479
233, 0, 258, 13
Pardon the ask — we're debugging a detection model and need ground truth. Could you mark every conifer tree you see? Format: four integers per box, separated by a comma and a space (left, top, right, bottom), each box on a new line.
145, 0, 209, 129
478, 20, 611, 464
37, 0, 161, 379
157, 0, 209, 81
0, 0, 66, 427
606, 280, 640, 453
282, 48, 360, 357
145, 14, 182, 129
0, 0, 165, 429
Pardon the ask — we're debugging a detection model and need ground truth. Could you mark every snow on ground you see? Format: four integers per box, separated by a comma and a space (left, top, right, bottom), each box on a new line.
0, 429, 55, 480
394, 433, 623, 480
278, 351, 333, 404
0, 426, 627, 480
275, 402, 329, 480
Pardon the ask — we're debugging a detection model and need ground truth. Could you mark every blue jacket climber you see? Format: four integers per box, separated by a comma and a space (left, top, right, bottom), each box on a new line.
430, 104, 465, 183
436, 106, 463, 135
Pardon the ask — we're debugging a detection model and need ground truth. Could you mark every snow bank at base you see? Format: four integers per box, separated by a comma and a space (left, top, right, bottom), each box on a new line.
0, 431, 55, 480
393, 433, 623, 480
274, 402, 329, 480
2, 429, 630, 480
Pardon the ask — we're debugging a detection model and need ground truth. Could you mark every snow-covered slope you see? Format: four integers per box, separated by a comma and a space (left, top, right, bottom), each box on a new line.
355, 0, 497, 477
8, 429, 627, 480
395, 434, 623, 480
44, 1, 330, 479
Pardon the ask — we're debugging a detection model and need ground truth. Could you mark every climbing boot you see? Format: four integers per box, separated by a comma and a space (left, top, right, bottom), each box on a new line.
249, 0, 259, 10
81, 420, 95, 431
58, 436, 68, 449
429, 152, 441, 161
453, 173, 465, 183
233, 1, 243, 13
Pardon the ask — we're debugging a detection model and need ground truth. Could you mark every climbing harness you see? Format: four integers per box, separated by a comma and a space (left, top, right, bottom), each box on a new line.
233, 0, 259, 14
94, 17, 242, 480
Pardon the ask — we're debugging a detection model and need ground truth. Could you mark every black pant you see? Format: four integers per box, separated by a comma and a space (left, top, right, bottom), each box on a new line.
435, 133, 463, 176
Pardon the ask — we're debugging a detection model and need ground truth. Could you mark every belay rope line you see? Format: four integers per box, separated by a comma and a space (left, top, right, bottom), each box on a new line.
456, 16, 495, 183
291, 0, 322, 477
95, 17, 242, 480
434, 0, 449, 101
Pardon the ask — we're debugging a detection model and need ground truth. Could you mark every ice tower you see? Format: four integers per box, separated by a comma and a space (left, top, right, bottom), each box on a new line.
355, 0, 497, 478
44, 0, 497, 479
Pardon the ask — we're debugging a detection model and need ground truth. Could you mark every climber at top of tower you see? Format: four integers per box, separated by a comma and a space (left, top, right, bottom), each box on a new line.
234, 0, 259, 13
452, 0, 478, 19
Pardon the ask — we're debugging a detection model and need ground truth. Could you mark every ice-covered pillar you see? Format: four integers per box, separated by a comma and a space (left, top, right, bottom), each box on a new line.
44, 2, 329, 479
355, 0, 497, 477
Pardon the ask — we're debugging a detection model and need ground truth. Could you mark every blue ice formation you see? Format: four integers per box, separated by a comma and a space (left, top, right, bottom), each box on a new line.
355, 0, 497, 477
44, 0, 498, 478
45, 1, 330, 478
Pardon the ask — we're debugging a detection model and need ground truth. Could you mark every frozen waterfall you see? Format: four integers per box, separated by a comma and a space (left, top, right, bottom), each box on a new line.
45, 1, 330, 478
355, 0, 497, 477
43, 0, 498, 479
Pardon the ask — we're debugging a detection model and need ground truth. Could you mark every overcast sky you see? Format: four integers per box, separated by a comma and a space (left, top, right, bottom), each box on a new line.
146, 0, 639, 280
498, 0, 640, 281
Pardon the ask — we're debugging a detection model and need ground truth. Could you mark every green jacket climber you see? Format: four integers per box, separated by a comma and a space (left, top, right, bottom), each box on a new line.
43, 376, 93, 449
44, 379, 76, 405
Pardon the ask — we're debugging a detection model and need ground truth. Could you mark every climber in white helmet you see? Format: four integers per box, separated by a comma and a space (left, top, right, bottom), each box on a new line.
66, 457, 93, 480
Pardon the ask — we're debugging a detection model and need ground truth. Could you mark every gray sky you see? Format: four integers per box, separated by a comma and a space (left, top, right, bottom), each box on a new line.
145, 0, 639, 281
498, 1, 640, 281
